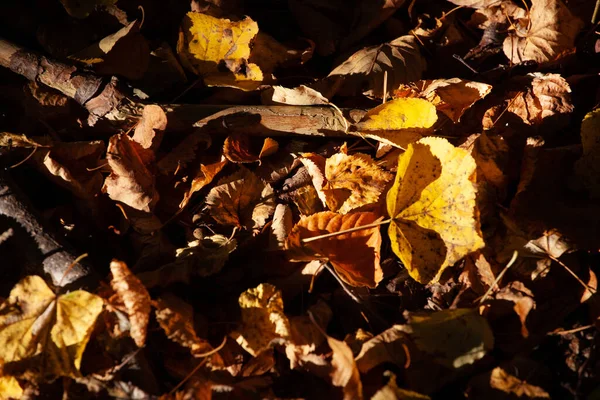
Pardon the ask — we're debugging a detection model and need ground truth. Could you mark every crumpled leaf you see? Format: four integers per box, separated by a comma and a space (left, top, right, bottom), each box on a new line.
103, 133, 159, 213
206, 167, 275, 229
446, 0, 502, 8
223, 134, 278, 164
325, 331, 363, 400
503, 0, 584, 63
132, 105, 167, 152
372, 372, 431, 400
177, 12, 263, 90
395, 78, 492, 123
324, 152, 393, 214
575, 108, 600, 198
0, 132, 50, 148
286, 211, 383, 288
356, 98, 437, 148
297, 153, 328, 207
270, 204, 293, 250
328, 35, 425, 98
179, 160, 227, 209
387, 137, 484, 284
285, 300, 332, 369
262, 85, 329, 106
0, 276, 103, 378
232, 284, 291, 356
355, 326, 408, 373
110, 260, 151, 348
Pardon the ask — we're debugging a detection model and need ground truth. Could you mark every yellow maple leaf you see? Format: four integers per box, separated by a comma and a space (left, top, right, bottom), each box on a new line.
0, 276, 103, 378
387, 137, 484, 284
177, 12, 263, 90
356, 98, 438, 148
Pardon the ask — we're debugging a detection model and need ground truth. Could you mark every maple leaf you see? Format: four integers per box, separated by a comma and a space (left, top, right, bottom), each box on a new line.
324, 152, 393, 214
503, 0, 584, 63
356, 98, 438, 148
177, 12, 263, 90
0, 276, 103, 378
205, 167, 275, 229
286, 211, 383, 288
575, 108, 600, 198
232, 284, 291, 356
387, 137, 484, 284
327, 35, 425, 98
109, 260, 151, 348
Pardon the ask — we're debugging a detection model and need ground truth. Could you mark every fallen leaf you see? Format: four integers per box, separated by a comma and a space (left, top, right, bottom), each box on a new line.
270, 204, 293, 250
503, 0, 584, 63
0, 276, 103, 378
110, 260, 151, 348
59, 0, 117, 18
232, 284, 291, 356
396, 78, 492, 123
249, 32, 310, 77
286, 211, 383, 288
387, 137, 484, 284
179, 160, 228, 209
328, 35, 426, 98
157, 130, 213, 176
324, 152, 393, 214
0, 132, 48, 148
103, 133, 159, 213
262, 85, 329, 106
0, 376, 23, 399
132, 105, 167, 152
495, 282, 536, 338
489, 367, 550, 398
326, 332, 363, 400
206, 167, 275, 229
372, 371, 431, 400
177, 12, 263, 90
297, 153, 328, 207
223, 133, 279, 163
356, 98, 438, 148
355, 326, 408, 373
575, 108, 600, 198
446, 0, 502, 8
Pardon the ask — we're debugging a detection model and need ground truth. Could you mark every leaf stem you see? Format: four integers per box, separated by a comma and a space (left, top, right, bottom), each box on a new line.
301, 218, 391, 243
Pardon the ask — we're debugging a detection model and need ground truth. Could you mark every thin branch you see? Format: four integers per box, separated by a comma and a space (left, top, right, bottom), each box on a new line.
301, 218, 391, 244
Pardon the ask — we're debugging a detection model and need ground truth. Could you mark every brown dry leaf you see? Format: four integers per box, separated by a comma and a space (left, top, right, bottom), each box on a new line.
328, 35, 425, 98
503, 0, 584, 64
324, 152, 393, 214
0, 132, 49, 148
132, 105, 167, 152
495, 282, 535, 338
103, 133, 159, 213
70, 20, 150, 80
206, 167, 275, 229
297, 153, 328, 207
285, 300, 332, 369
157, 130, 212, 176
270, 204, 293, 250
468, 133, 510, 195
59, 0, 116, 18
460, 251, 497, 296
447, 0, 502, 8
110, 260, 151, 348
223, 134, 278, 164
575, 108, 600, 198
470, 2, 527, 29
483, 73, 573, 128
372, 371, 431, 400
490, 367, 550, 398
179, 160, 227, 209
262, 85, 329, 106
232, 284, 291, 356
249, 33, 311, 77
286, 211, 383, 288
396, 78, 492, 123
326, 333, 363, 400
355, 326, 408, 373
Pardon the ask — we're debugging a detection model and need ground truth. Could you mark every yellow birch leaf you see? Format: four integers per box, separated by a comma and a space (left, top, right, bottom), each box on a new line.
356, 98, 437, 148
387, 137, 484, 284
177, 12, 263, 90
0, 276, 103, 378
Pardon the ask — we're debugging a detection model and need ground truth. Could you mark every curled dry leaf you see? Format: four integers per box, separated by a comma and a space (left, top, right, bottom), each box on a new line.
110, 260, 151, 348
325, 332, 363, 400
297, 153, 328, 207
270, 204, 293, 250
132, 105, 167, 152
328, 35, 425, 98
355, 326, 408, 373
262, 85, 329, 106
103, 133, 159, 213
446, 0, 502, 8
177, 12, 263, 90
285, 300, 332, 369
387, 137, 484, 284
223, 133, 279, 164
232, 284, 291, 356
0, 276, 103, 378
372, 372, 431, 400
286, 211, 383, 288
575, 109, 600, 198
206, 167, 275, 229
503, 0, 584, 64
395, 78, 492, 123
324, 152, 393, 214
356, 98, 438, 149
179, 160, 227, 209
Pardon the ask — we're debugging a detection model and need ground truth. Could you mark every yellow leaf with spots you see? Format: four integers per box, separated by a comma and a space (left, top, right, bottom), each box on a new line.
387, 137, 484, 284
356, 98, 438, 148
0, 276, 103, 379
232, 284, 291, 356
177, 12, 263, 90
324, 153, 393, 214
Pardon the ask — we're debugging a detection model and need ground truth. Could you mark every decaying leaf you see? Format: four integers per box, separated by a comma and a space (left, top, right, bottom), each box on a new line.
206, 167, 275, 229
387, 137, 484, 284
132, 105, 168, 152
179, 160, 227, 209
232, 284, 291, 356
286, 211, 383, 288
328, 35, 426, 98
575, 108, 600, 198
356, 98, 438, 148
224, 133, 278, 163
503, 0, 584, 63
324, 152, 393, 214
0, 276, 103, 378
110, 261, 151, 348
395, 78, 492, 122
177, 12, 263, 90
372, 372, 431, 400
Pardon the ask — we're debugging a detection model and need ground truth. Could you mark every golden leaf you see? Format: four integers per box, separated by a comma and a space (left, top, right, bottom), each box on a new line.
387, 137, 484, 284
320, 330, 363, 399
179, 160, 228, 209
177, 12, 263, 90
324, 152, 393, 214
110, 260, 151, 348
0, 276, 103, 378
232, 284, 291, 356
286, 211, 383, 288
223, 134, 278, 164
356, 98, 437, 148
0, 376, 23, 399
